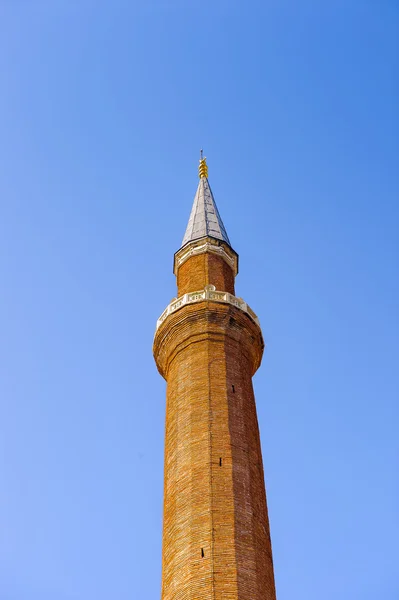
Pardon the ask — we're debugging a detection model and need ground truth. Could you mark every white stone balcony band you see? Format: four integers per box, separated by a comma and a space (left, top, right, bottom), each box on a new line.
174, 237, 238, 276
156, 285, 261, 331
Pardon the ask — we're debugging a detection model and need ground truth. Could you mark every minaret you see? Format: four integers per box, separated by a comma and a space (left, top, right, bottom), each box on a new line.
153, 155, 277, 599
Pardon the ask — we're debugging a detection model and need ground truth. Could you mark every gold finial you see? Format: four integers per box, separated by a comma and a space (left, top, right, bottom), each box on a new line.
198, 149, 208, 179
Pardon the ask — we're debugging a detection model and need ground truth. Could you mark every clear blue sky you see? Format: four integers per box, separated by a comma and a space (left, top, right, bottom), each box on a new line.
0, 2, 398, 599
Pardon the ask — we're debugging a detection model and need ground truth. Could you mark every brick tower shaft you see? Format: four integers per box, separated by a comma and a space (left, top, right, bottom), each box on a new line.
153, 157, 277, 599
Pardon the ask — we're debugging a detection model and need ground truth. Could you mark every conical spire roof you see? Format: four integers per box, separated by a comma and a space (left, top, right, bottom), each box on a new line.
181, 156, 231, 247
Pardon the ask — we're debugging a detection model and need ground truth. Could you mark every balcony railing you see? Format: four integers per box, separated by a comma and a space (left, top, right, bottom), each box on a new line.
156, 285, 260, 331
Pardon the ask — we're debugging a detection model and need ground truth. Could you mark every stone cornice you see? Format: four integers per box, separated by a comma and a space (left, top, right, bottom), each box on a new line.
156, 285, 260, 331
153, 292, 264, 379
173, 237, 238, 276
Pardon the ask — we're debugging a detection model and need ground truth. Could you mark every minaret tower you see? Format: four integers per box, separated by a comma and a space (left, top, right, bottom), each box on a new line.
153, 155, 277, 599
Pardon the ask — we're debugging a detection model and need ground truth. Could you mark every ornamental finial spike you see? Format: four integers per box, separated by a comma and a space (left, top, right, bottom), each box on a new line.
198, 149, 208, 179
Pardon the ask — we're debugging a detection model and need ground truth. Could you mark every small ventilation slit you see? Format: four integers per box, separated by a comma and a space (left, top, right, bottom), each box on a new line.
201, 548, 205, 558
219, 457, 222, 467
232, 384, 235, 393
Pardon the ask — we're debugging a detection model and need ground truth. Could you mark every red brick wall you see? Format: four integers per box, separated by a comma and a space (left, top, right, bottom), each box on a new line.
177, 253, 235, 296
154, 302, 276, 600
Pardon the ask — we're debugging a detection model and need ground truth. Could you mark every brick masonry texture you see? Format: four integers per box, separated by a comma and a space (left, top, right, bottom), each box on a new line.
177, 253, 236, 296
153, 250, 276, 600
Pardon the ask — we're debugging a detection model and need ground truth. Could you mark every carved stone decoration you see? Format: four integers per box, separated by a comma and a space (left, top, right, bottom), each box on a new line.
156, 286, 261, 331
174, 236, 239, 276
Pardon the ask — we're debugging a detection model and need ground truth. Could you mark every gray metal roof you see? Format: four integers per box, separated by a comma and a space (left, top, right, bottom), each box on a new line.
181, 177, 231, 247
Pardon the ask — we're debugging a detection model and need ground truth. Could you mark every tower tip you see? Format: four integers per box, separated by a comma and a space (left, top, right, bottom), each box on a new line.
198, 150, 208, 179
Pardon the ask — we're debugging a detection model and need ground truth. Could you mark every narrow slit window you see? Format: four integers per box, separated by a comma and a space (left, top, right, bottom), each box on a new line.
219, 457, 222, 467
201, 548, 205, 558
232, 384, 235, 393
